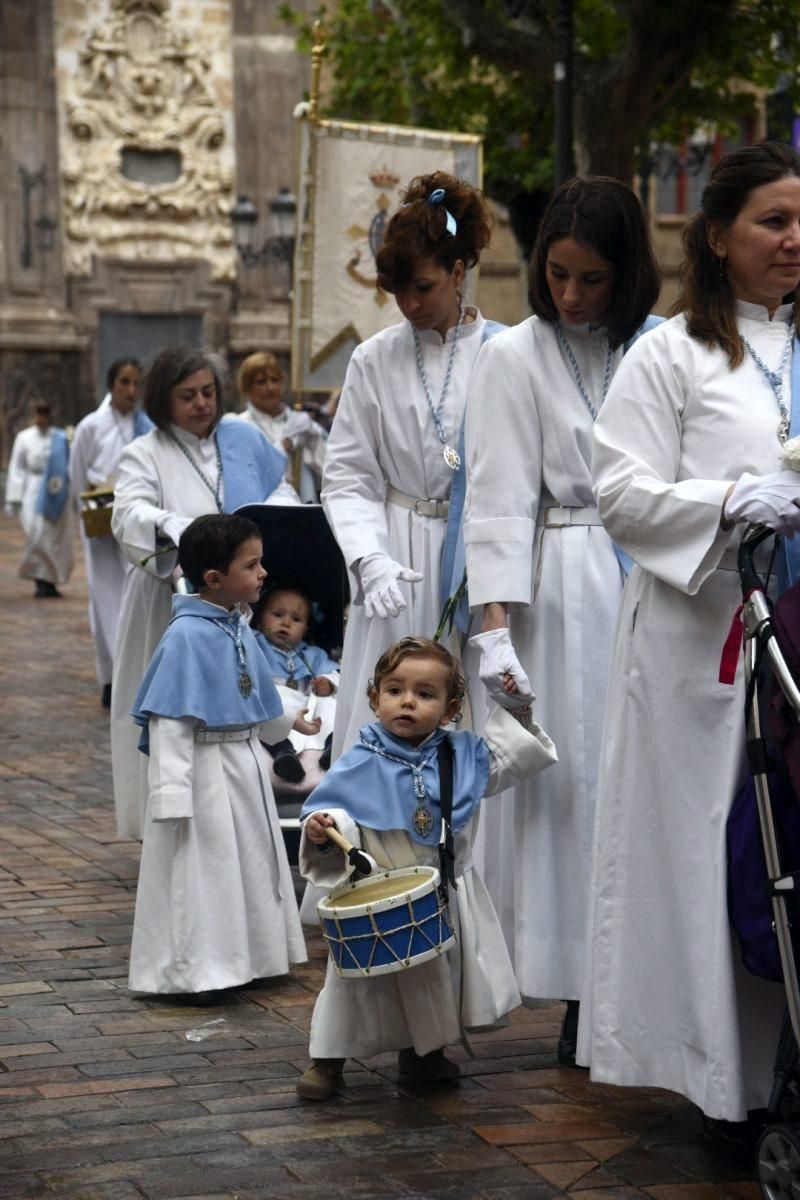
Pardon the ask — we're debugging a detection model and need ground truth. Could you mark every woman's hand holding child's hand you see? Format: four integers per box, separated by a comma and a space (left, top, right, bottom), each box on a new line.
306, 812, 335, 845
311, 677, 334, 697
294, 709, 322, 736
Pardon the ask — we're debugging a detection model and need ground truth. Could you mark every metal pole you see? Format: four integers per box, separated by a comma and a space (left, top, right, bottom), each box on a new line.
554, 0, 574, 186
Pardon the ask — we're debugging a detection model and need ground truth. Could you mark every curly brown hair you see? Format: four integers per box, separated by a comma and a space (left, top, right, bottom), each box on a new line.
376, 171, 493, 294
368, 636, 466, 712
672, 141, 800, 368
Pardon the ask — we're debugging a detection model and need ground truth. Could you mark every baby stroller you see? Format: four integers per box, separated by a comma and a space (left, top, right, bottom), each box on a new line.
735, 524, 800, 1196
236, 503, 348, 863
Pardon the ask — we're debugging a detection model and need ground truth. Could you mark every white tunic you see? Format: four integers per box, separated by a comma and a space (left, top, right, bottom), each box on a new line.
300, 706, 558, 1058
322, 310, 490, 758
110, 426, 289, 840
238, 404, 326, 502
579, 302, 791, 1121
5, 425, 74, 586
70, 405, 139, 685
129, 712, 306, 994
464, 317, 627, 1001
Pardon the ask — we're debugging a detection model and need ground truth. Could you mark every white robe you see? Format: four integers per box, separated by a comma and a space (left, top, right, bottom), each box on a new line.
578, 301, 791, 1121
110, 426, 292, 841
463, 317, 627, 1001
5, 425, 74, 586
70, 405, 140, 685
238, 404, 326, 503
322, 309, 491, 759
129, 710, 306, 994
300, 706, 558, 1058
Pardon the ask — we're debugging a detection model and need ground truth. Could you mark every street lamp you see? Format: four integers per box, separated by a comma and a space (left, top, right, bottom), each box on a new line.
19, 165, 57, 269
230, 187, 297, 277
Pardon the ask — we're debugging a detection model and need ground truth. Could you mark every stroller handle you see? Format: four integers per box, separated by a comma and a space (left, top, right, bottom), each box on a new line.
737, 523, 775, 599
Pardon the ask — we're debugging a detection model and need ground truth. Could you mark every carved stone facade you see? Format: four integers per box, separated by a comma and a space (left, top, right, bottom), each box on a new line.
54, 0, 236, 282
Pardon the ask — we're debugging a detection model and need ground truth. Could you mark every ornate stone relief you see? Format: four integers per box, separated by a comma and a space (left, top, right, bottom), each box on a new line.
60, 0, 235, 281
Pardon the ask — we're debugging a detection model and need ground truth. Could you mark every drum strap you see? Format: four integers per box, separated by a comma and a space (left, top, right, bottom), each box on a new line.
437, 738, 457, 900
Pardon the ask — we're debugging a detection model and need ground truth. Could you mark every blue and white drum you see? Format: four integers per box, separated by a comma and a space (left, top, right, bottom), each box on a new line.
317, 864, 456, 978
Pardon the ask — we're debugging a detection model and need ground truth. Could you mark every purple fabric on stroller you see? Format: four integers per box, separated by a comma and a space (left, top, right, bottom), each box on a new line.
727, 771, 800, 982
727, 581, 800, 981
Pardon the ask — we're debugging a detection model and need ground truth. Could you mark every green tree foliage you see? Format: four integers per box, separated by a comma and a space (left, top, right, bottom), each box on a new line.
281, 0, 800, 246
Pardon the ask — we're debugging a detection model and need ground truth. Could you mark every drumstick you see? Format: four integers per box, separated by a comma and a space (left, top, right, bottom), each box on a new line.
324, 825, 374, 876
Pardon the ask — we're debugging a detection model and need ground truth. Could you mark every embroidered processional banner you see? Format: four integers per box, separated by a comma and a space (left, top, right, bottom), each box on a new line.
290, 116, 482, 393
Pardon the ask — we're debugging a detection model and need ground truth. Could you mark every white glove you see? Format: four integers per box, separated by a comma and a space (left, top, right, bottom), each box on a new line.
724, 470, 800, 536
159, 513, 194, 547
469, 627, 534, 711
358, 552, 424, 620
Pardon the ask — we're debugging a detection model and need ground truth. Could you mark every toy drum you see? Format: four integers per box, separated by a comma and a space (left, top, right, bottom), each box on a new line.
80, 488, 115, 538
317, 865, 455, 978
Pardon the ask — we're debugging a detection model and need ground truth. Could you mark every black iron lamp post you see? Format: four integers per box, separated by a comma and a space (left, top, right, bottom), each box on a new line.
230, 187, 297, 279
19, 166, 57, 269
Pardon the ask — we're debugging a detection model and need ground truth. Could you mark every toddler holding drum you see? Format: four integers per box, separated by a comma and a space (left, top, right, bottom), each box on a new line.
296, 636, 557, 1100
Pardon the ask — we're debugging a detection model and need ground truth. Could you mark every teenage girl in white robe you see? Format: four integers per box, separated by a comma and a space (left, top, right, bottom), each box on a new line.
4, 403, 74, 596
580, 141, 800, 1124
111, 348, 294, 841
322, 171, 497, 760
464, 178, 661, 1065
70, 358, 146, 705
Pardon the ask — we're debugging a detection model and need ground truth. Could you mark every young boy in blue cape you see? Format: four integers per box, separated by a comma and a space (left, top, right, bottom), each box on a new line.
296, 636, 557, 1100
128, 513, 307, 995
253, 583, 340, 783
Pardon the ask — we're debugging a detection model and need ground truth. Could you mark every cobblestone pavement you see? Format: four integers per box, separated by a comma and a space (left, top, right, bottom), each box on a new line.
0, 515, 762, 1200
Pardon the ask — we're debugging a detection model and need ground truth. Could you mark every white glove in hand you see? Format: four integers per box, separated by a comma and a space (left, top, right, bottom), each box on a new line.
358, 552, 424, 620
159, 513, 194, 547
724, 470, 800, 536
469, 627, 534, 711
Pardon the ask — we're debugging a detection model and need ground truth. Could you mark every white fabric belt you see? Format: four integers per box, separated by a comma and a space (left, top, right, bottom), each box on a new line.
194, 727, 253, 744
27, 467, 44, 476
536, 505, 603, 529
386, 485, 449, 519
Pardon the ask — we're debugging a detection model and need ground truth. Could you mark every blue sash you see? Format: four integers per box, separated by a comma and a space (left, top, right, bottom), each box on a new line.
440, 320, 507, 634
216, 419, 286, 512
779, 335, 800, 594
133, 410, 154, 439
36, 428, 69, 522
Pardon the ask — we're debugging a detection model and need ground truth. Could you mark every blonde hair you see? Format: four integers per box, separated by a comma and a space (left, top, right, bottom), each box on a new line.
237, 351, 284, 396
368, 637, 466, 710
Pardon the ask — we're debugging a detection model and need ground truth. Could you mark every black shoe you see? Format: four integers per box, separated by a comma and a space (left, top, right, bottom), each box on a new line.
101, 684, 112, 709
34, 579, 62, 598
557, 999, 580, 1067
319, 733, 333, 772
273, 746, 305, 783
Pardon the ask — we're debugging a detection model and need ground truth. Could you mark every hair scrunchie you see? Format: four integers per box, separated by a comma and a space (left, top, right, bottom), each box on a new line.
427, 188, 457, 237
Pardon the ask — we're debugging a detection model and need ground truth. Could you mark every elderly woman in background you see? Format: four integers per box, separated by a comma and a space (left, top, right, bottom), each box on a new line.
111, 346, 290, 841
4, 401, 73, 598
580, 141, 800, 1127
70, 358, 151, 707
237, 351, 325, 502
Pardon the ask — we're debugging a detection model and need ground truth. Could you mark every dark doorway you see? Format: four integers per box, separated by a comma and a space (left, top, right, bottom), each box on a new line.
97, 313, 203, 398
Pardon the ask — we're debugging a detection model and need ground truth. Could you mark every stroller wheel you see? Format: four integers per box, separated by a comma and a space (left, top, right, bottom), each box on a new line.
757, 1124, 800, 1198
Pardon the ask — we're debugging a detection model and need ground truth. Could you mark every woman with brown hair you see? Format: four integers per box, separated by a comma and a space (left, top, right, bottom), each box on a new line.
464, 177, 661, 1065
580, 141, 800, 1123
322, 171, 503, 755
110, 346, 290, 840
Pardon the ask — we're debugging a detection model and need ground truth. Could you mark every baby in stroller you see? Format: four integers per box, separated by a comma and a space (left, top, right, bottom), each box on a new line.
253, 582, 340, 783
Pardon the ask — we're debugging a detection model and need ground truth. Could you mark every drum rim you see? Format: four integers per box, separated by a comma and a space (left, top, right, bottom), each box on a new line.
318, 864, 441, 921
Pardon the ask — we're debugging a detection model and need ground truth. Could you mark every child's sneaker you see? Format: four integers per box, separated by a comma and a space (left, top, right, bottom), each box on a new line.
397, 1047, 461, 1081
296, 1058, 345, 1100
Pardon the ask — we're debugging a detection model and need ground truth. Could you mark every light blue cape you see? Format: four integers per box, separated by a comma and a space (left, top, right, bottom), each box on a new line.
300, 722, 490, 846
36, 428, 70, 522
132, 595, 283, 754
216, 419, 286, 511
256, 634, 339, 683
